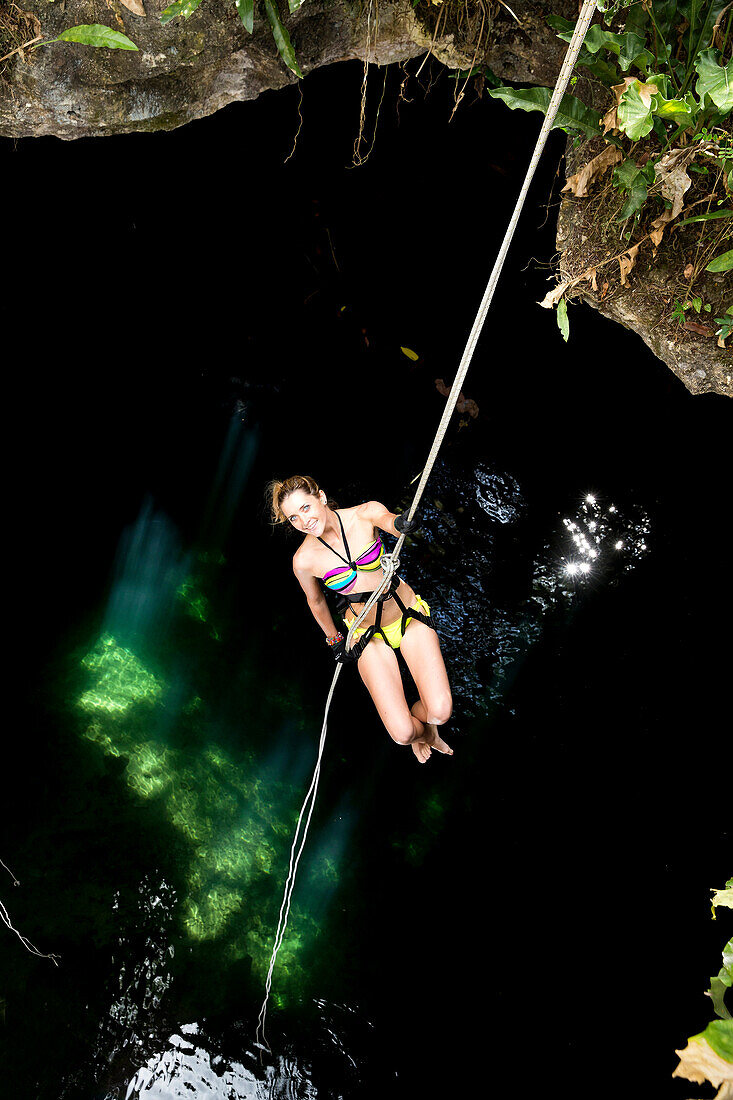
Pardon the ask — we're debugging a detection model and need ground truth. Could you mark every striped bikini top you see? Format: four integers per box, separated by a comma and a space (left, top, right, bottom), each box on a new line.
319, 512, 384, 593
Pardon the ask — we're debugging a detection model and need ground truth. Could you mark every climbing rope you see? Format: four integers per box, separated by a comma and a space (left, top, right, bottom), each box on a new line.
256, 0, 600, 1046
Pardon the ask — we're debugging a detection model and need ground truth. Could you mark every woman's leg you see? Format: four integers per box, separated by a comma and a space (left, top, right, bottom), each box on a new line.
399, 621, 453, 762
357, 639, 426, 748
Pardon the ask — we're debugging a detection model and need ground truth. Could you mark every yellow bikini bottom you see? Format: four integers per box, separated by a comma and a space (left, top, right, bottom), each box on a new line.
345, 595, 431, 650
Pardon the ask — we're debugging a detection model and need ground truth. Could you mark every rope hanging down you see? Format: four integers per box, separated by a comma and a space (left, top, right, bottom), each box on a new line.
256, 0, 600, 1047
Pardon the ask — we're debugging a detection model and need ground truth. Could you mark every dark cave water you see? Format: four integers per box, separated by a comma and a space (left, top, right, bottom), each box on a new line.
1, 55, 730, 1100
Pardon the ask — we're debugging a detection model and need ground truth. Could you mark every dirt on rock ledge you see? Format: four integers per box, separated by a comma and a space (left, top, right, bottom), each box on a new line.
555, 135, 732, 399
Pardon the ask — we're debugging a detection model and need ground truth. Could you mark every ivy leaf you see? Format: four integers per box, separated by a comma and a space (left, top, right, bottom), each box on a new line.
160, 0, 205, 24
263, 0, 302, 78
709, 936, 733, 1021
697, 1019, 733, 1062
645, 71, 671, 99
549, 21, 652, 72
695, 49, 733, 112
556, 297, 570, 342
617, 80, 658, 139
487, 86, 602, 137
234, 0, 255, 33
673, 1021, 733, 1091
617, 31, 653, 72
706, 249, 733, 272
652, 93, 696, 128
55, 23, 139, 49
613, 158, 649, 220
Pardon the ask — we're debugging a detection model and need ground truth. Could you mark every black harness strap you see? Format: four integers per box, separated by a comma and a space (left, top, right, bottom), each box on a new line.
318, 513, 434, 660
318, 512, 354, 569
348, 587, 435, 661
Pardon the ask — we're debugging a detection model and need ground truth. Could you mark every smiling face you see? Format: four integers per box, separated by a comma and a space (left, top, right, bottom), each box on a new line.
281, 488, 328, 536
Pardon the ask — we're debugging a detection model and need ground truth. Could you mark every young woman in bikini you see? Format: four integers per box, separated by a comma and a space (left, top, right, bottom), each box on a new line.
269, 475, 453, 763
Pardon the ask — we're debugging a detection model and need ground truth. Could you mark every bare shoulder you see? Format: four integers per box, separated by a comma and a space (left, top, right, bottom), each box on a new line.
353, 500, 384, 520
355, 500, 394, 529
292, 538, 316, 573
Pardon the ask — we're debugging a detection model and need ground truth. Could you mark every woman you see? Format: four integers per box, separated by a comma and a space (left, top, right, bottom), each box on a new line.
269, 475, 453, 763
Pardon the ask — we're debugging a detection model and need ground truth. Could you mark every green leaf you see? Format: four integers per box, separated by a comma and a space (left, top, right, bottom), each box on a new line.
617, 81, 655, 139
677, 209, 733, 226
697, 0, 733, 52
487, 86, 602, 137
613, 158, 649, 220
160, 0, 205, 24
709, 936, 733, 1020
695, 49, 733, 113
618, 175, 648, 219
691, 1019, 733, 1063
617, 31, 653, 72
614, 157, 642, 191
546, 15, 575, 34
549, 21, 652, 72
288, 0, 306, 10
645, 71, 671, 99
706, 249, 733, 272
56, 23, 138, 49
263, 0, 302, 78
234, 0, 255, 33
652, 94, 696, 128
580, 57, 622, 86
557, 297, 570, 342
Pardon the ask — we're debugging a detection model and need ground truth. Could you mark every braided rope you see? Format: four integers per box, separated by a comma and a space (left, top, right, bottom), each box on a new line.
257, 0, 600, 1043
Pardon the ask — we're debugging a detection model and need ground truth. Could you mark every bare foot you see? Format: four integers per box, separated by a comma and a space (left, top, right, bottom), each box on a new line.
411, 723, 453, 764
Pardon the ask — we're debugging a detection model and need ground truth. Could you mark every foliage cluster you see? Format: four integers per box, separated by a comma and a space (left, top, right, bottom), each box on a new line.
672, 879, 733, 1095
486, 1, 732, 343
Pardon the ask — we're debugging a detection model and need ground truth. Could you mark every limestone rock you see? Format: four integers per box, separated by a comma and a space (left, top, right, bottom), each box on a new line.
556, 135, 732, 399
0, 0, 573, 139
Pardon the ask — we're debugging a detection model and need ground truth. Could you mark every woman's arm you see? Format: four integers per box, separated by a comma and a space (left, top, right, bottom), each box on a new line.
293, 560, 341, 638
357, 500, 401, 537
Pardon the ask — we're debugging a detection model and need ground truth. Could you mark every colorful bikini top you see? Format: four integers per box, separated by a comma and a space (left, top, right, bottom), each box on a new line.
319, 512, 384, 593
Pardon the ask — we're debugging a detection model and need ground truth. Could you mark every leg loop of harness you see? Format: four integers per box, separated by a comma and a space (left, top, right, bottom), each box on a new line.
346, 581, 434, 660
392, 591, 435, 636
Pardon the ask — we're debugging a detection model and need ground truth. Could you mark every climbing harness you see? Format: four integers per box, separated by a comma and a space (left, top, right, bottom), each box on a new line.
256, 0, 600, 1048
318, 512, 433, 659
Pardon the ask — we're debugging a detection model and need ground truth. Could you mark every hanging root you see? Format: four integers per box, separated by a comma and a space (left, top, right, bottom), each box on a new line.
353, 0, 381, 166
283, 81, 304, 166
1, 858, 59, 965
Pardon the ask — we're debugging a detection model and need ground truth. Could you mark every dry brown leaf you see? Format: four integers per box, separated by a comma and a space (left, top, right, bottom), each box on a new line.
119, 0, 146, 12
611, 77, 637, 106
719, 335, 728, 349
655, 150, 693, 218
712, 2, 733, 49
683, 263, 695, 279
618, 243, 641, 287
600, 280, 609, 300
637, 81, 660, 108
611, 77, 658, 108
683, 320, 715, 337
435, 379, 479, 418
673, 1035, 733, 1095
539, 280, 570, 309
601, 106, 618, 134
584, 267, 598, 291
650, 209, 675, 249
562, 145, 623, 198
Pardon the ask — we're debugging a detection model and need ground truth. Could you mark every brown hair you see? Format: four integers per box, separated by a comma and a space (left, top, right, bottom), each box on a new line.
268, 475, 334, 527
